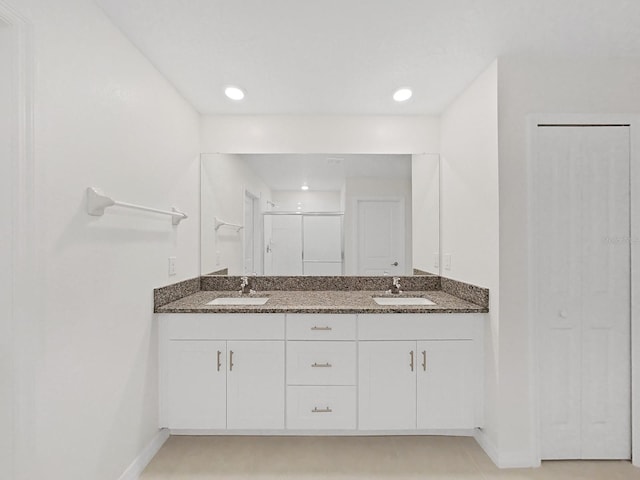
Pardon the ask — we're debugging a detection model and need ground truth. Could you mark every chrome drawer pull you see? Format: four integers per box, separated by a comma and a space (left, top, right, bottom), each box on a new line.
217, 350, 222, 372
311, 362, 332, 368
311, 326, 332, 331
312, 407, 333, 413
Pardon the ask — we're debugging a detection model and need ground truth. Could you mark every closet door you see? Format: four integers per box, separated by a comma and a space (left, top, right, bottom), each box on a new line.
578, 127, 631, 458
535, 126, 630, 460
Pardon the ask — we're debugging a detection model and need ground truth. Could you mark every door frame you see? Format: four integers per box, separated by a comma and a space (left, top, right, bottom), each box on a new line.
0, 2, 36, 479
352, 196, 406, 276
527, 114, 640, 467
242, 188, 261, 274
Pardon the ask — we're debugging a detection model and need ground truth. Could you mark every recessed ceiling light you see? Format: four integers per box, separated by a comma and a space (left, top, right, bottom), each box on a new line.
393, 88, 412, 102
224, 86, 245, 101
301, 184, 309, 191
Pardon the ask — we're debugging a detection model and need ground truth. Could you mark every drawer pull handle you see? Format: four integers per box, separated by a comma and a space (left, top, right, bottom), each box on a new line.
312, 407, 333, 413
311, 362, 332, 368
229, 350, 234, 372
422, 350, 427, 372
311, 326, 332, 331
410, 350, 414, 372
217, 350, 222, 372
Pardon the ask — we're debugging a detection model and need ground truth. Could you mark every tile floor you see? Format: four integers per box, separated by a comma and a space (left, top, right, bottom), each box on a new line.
141, 436, 640, 480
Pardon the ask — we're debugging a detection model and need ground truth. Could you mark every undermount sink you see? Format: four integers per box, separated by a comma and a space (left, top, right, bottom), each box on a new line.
373, 297, 436, 306
207, 297, 269, 306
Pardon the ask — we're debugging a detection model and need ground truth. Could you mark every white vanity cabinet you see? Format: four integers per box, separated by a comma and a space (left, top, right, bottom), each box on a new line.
358, 314, 483, 431
159, 311, 484, 434
160, 314, 285, 431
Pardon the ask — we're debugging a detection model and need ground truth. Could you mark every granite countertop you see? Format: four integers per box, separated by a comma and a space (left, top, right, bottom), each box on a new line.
155, 289, 488, 314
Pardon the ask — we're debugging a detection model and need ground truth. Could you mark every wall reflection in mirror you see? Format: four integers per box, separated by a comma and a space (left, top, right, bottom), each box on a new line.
201, 154, 440, 276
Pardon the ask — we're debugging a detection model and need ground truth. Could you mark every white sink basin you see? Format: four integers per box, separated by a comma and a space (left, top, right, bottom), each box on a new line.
373, 297, 435, 306
207, 297, 269, 306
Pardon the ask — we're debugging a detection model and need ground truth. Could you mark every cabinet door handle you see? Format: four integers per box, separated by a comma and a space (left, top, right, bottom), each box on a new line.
312, 407, 333, 413
410, 350, 415, 372
311, 326, 332, 331
229, 350, 234, 372
217, 350, 222, 372
422, 350, 427, 372
311, 362, 332, 368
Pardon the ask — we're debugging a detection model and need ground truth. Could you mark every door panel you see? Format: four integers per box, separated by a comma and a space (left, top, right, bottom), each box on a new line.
536, 126, 630, 460
303, 216, 342, 262
267, 215, 302, 275
358, 341, 416, 430
226, 341, 285, 430
243, 193, 254, 274
357, 200, 404, 275
166, 340, 226, 429
417, 340, 475, 429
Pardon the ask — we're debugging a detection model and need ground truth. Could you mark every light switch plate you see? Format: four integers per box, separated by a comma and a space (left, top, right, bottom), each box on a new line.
444, 254, 452, 271
168, 256, 177, 276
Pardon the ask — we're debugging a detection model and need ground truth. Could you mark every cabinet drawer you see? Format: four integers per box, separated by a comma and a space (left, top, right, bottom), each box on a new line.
287, 386, 356, 430
287, 341, 356, 385
286, 314, 356, 340
162, 314, 285, 340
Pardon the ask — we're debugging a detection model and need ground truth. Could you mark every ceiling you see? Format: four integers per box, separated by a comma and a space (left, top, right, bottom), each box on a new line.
242, 154, 412, 191
96, 0, 640, 115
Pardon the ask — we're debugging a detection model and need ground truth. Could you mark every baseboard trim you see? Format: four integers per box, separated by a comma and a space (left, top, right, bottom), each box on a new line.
474, 428, 500, 467
118, 428, 169, 480
473, 428, 538, 469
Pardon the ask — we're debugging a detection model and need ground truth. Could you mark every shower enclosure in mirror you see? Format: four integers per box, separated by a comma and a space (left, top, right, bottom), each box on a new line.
201, 153, 440, 276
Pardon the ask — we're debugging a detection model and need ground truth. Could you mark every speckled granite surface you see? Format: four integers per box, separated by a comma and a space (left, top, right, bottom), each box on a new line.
204, 268, 229, 275
154, 275, 489, 314
200, 275, 441, 292
441, 277, 489, 309
154, 277, 200, 310
156, 290, 487, 314
413, 268, 437, 276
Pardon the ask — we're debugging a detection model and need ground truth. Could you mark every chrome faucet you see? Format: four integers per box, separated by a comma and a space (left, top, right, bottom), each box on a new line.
387, 277, 402, 295
239, 276, 255, 295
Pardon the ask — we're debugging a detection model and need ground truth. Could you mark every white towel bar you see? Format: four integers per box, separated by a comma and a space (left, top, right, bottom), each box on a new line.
86, 187, 188, 225
214, 216, 244, 232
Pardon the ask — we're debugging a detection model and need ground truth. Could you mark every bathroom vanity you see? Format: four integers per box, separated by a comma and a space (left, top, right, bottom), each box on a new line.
155, 276, 488, 436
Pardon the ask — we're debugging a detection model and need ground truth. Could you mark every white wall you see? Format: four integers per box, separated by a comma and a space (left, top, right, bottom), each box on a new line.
201, 115, 440, 154
497, 56, 640, 466
201, 153, 272, 275
411, 154, 440, 274
271, 190, 341, 212
0, 17, 15, 480
343, 177, 413, 275
9, 1, 201, 479
439, 61, 499, 456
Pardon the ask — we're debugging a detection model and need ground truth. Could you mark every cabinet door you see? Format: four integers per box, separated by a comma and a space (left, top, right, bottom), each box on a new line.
227, 341, 285, 429
416, 340, 475, 429
166, 340, 226, 429
358, 341, 416, 430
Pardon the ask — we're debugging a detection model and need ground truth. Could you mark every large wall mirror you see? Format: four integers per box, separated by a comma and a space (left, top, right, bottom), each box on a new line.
201, 153, 440, 276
